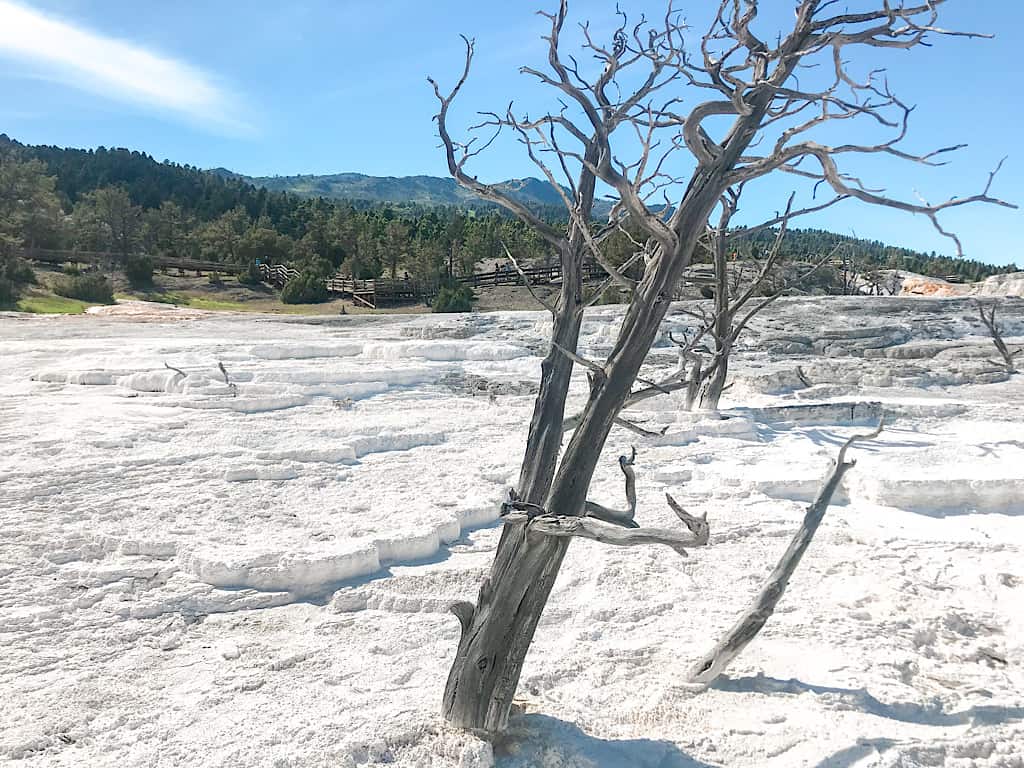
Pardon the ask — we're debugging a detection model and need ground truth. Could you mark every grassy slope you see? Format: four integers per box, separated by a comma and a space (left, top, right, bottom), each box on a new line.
118, 271, 431, 314
116, 290, 369, 315
14, 291, 94, 314
11, 287, 431, 316
7, 266, 431, 316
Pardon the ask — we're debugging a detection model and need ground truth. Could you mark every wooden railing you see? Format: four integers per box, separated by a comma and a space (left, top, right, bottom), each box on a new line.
258, 265, 437, 308
19, 248, 242, 275
455, 261, 611, 287
259, 260, 719, 308
260, 264, 300, 285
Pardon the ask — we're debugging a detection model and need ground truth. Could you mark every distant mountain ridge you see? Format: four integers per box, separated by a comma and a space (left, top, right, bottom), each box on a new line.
216, 169, 612, 215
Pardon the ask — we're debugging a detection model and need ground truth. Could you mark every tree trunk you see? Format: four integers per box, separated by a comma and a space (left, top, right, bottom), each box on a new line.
700, 347, 729, 411
683, 357, 703, 411
444, 158, 744, 729
441, 35, 798, 727
442, 245, 584, 731
545, 191, 721, 545
442, 525, 572, 730
699, 222, 733, 411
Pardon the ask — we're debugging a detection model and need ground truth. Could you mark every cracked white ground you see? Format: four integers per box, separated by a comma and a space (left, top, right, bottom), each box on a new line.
2, 296, 1022, 767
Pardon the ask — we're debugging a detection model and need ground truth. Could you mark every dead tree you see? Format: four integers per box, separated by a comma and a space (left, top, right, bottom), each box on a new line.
217, 361, 238, 397
164, 362, 186, 380
689, 422, 883, 685
887, 271, 903, 296
430, 29, 662, 732
837, 243, 862, 295
670, 188, 840, 411
431, 0, 1013, 732
863, 269, 887, 296
977, 301, 1022, 374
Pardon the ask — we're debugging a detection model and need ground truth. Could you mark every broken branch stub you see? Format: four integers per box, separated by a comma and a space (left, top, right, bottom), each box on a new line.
583, 447, 640, 528
511, 449, 709, 556
217, 361, 238, 397
164, 362, 186, 380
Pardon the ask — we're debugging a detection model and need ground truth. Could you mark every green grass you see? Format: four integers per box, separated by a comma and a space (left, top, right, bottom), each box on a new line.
116, 291, 182, 305
121, 290, 274, 312
118, 289, 344, 314
10, 285, 410, 317
183, 296, 253, 311
185, 295, 343, 314
15, 294, 92, 314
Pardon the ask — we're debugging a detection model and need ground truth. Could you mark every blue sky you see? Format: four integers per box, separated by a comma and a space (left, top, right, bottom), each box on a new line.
0, 0, 1020, 265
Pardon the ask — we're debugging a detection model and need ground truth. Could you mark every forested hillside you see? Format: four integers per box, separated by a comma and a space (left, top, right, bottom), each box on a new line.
229, 170, 603, 215
1, 134, 1015, 285
737, 227, 1014, 283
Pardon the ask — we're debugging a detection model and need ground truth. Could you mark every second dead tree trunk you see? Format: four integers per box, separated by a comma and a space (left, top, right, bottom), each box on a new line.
673, 187, 835, 411
977, 300, 1022, 375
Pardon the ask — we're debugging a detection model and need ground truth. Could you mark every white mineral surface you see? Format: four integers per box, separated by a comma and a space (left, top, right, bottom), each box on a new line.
2, 296, 1022, 767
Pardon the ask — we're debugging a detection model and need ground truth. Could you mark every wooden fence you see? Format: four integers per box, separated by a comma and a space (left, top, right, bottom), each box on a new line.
456, 261, 609, 288
19, 248, 241, 275
258, 265, 437, 308
260, 264, 300, 285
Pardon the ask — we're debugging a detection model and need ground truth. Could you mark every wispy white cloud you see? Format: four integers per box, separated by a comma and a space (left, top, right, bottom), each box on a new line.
0, 1, 252, 135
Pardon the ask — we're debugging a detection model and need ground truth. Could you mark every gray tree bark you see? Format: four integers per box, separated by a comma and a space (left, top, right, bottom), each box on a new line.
443, 15, 809, 730
442, 156, 595, 730
688, 424, 882, 685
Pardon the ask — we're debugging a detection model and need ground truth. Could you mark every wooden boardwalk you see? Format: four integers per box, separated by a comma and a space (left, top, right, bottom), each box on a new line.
20, 248, 716, 309
457, 262, 609, 288
259, 265, 437, 308
261, 262, 717, 308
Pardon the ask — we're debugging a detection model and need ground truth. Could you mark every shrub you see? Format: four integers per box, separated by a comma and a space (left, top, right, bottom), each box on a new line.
124, 254, 154, 288
432, 284, 475, 313
594, 285, 627, 305
6, 259, 36, 286
238, 262, 263, 286
54, 273, 115, 304
1, 250, 35, 284
280, 271, 328, 304
0, 277, 16, 307
0, 251, 36, 307
805, 265, 841, 293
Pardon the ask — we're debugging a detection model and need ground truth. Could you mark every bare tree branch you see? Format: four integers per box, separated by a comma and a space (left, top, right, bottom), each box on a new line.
164, 362, 186, 379
501, 240, 556, 314
525, 508, 707, 557
583, 446, 639, 527
428, 37, 565, 246
688, 420, 885, 686
217, 361, 238, 397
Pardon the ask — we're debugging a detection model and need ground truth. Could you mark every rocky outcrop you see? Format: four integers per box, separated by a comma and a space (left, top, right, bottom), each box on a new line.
975, 271, 1024, 298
